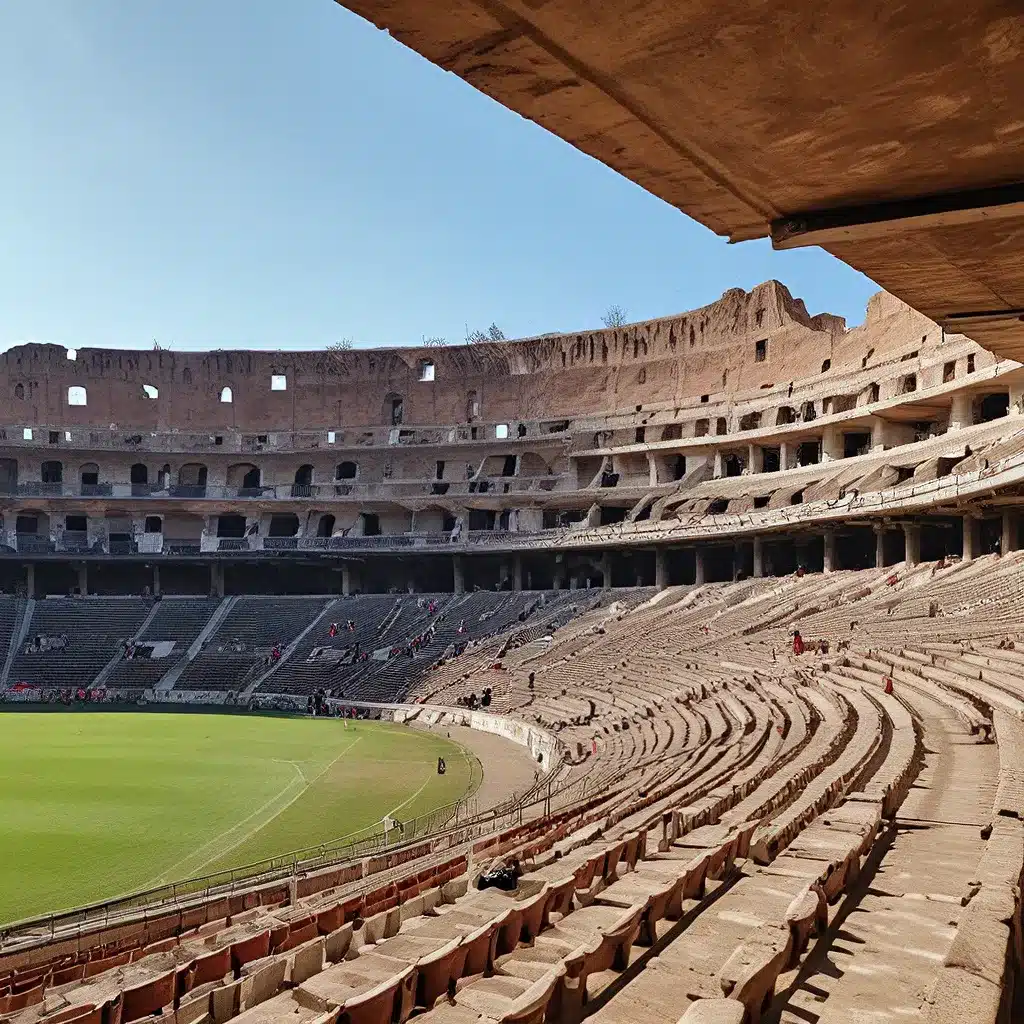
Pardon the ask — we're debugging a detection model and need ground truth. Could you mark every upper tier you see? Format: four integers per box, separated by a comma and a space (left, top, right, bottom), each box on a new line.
2, 282, 953, 434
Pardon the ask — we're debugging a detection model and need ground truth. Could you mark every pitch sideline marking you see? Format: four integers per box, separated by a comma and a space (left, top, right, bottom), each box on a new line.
146, 736, 363, 884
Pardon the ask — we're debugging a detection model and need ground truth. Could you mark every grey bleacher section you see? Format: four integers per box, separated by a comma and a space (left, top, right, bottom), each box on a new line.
0, 595, 27, 686
172, 596, 332, 692
103, 598, 224, 691
257, 589, 609, 703
7, 598, 152, 691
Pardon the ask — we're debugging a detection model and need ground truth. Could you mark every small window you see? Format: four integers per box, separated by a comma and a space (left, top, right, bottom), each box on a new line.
220, 386, 233, 403
144, 516, 162, 534
967, 354, 976, 374
68, 385, 87, 406
943, 361, 956, 383
48, 431, 59, 445
418, 360, 435, 382
495, 423, 510, 440
755, 339, 767, 362
271, 374, 287, 391
142, 384, 159, 399
14, 383, 24, 400
22, 428, 32, 440
66, 349, 77, 360
700, 394, 709, 404
821, 359, 831, 373
327, 431, 336, 444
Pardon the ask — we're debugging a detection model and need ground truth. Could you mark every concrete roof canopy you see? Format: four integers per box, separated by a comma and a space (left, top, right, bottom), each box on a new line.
337, 1, 1024, 357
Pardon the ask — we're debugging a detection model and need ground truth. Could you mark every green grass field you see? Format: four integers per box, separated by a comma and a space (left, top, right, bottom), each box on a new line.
0, 711, 476, 925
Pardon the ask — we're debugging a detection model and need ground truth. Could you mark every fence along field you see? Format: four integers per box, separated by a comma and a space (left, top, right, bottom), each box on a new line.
0, 711, 474, 925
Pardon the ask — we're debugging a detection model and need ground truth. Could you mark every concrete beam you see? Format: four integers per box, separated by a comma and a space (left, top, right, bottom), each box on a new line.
772, 182, 1024, 251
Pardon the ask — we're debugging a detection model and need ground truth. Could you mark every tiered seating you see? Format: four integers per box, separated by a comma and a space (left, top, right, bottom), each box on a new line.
174, 598, 332, 692
103, 599, 222, 691
7, 599, 152, 691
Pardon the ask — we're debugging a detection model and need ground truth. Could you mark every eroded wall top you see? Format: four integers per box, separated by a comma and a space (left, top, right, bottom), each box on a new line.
2, 281, 954, 432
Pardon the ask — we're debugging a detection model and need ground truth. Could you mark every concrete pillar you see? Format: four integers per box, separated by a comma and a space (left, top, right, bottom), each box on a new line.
77, 563, 88, 596
153, 565, 161, 597
962, 514, 978, 562
823, 530, 836, 574
779, 442, 790, 471
341, 564, 352, 596
712, 451, 724, 479
874, 525, 886, 568
903, 523, 921, 567
752, 536, 764, 578
871, 417, 886, 451
949, 393, 973, 430
513, 555, 523, 592
26, 563, 35, 599
747, 444, 763, 474
694, 548, 707, 585
452, 556, 465, 596
210, 563, 225, 598
1002, 510, 1018, 555
601, 551, 612, 590
655, 548, 669, 591
821, 427, 841, 462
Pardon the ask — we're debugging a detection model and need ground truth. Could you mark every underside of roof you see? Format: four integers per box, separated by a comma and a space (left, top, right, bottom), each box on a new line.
338, 1, 1024, 358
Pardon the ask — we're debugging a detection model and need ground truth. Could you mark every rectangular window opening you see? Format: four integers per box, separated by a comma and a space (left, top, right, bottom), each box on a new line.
271, 374, 287, 391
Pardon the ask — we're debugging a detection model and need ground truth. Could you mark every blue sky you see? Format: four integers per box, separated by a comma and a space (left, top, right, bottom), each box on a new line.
0, 0, 878, 352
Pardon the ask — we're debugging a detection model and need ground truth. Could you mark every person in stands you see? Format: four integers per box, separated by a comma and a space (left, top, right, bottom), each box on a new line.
792, 630, 805, 656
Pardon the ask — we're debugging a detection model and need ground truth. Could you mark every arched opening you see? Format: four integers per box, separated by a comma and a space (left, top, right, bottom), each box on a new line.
79, 462, 100, 494
142, 384, 159, 399
130, 463, 148, 484
13, 383, 23, 400
316, 514, 336, 538
292, 465, 314, 496
384, 393, 404, 426
67, 385, 87, 406
176, 463, 208, 496
776, 406, 795, 425
268, 514, 299, 537
228, 463, 261, 493
466, 390, 479, 422
220, 386, 233, 403
157, 464, 171, 489
0, 459, 17, 495
40, 460, 63, 486
144, 516, 162, 534
336, 461, 357, 480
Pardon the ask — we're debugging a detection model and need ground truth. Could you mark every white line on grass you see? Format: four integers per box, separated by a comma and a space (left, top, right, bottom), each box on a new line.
146, 736, 363, 885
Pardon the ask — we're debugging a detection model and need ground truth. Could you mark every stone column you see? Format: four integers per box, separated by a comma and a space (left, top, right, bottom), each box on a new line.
77, 563, 88, 596
779, 442, 790, 471
747, 444, 763, 474
713, 451, 724, 479
871, 417, 886, 451
26, 563, 35, 599
752, 536, 764, 578
949, 393, 973, 430
903, 523, 921, 567
962, 514, 978, 562
874, 525, 886, 568
647, 453, 659, 487
820, 427, 840, 462
452, 555, 465, 596
655, 548, 669, 591
601, 551, 612, 590
823, 529, 836, 573
210, 562, 225, 598
341, 563, 352, 597
1002, 510, 1018, 555
153, 564, 161, 597
513, 554, 524, 592
694, 548, 707, 585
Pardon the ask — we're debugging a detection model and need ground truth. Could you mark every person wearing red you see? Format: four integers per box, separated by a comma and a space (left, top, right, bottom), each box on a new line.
792, 630, 805, 656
